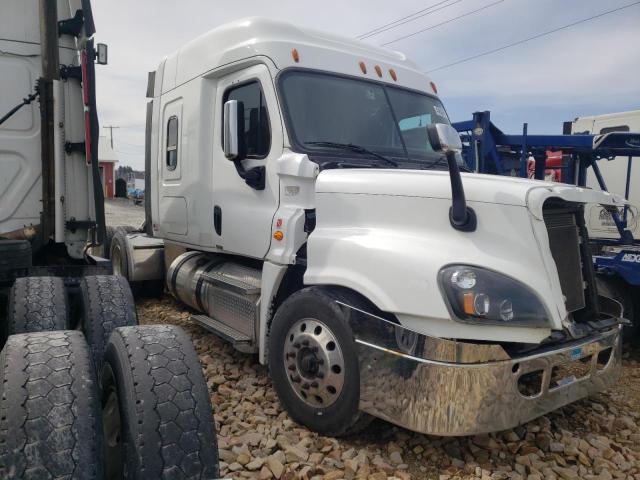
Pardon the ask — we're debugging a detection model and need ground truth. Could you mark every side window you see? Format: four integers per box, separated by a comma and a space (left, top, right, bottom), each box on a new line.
600, 125, 630, 134
166, 116, 178, 170
223, 81, 270, 158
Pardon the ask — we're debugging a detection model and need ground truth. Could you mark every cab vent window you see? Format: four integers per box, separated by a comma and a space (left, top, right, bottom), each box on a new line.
166, 116, 178, 170
224, 81, 270, 158
600, 125, 629, 134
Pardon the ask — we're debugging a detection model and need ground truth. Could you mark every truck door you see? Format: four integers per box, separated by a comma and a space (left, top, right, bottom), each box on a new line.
212, 65, 282, 259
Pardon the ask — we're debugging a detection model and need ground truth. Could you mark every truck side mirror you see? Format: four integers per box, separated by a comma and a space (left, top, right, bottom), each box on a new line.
223, 100, 245, 161
96, 43, 108, 65
427, 123, 462, 153
427, 123, 477, 232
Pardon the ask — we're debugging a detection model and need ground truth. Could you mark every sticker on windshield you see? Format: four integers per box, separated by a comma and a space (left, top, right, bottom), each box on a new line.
433, 105, 448, 119
365, 88, 376, 100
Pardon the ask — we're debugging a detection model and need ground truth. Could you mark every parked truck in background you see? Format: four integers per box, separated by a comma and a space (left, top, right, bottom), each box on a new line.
569, 110, 640, 240
113, 17, 626, 437
0, 2, 218, 477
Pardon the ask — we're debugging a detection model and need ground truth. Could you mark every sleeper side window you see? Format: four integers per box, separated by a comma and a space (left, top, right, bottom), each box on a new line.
166, 116, 178, 170
223, 81, 271, 158
600, 125, 630, 134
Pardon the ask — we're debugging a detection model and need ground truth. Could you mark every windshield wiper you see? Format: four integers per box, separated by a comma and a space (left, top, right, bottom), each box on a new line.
421, 155, 472, 172
305, 141, 398, 167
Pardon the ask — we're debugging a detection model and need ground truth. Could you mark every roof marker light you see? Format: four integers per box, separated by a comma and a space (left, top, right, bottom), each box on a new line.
389, 68, 397, 81
430, 81, 438, 94
374, 65, 383, 77
291, 48, 300, 63
359, 61, 367, 74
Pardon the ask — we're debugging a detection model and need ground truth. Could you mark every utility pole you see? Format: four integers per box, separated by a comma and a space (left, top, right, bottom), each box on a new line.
103, 125, 120, 148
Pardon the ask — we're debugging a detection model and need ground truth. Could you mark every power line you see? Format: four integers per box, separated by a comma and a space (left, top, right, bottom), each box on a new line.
381, 0, 505, 46
426, 1, 640, 73
358, 0, 462, 40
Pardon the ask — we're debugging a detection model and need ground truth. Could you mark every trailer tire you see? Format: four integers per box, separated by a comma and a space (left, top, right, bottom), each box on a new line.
80, 275, 138, 371
268, 286, 373, 437
103, 225, 136, 259
101, 325, 219, 479
597, 276, 639, 343
0, 331, 102, 479
5, 276, 68, 344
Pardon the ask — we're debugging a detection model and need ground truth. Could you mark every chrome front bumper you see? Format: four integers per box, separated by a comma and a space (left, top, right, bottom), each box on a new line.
342, 303, 622, 436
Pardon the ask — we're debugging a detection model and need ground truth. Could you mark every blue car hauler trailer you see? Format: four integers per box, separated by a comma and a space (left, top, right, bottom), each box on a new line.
453, 111, 640, 340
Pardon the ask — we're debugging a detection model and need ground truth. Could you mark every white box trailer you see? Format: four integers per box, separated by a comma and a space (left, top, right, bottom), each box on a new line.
118, 17, 626, 437
0, 2, 219, 476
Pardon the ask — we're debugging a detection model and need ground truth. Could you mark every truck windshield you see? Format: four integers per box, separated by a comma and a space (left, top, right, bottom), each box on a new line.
278, 70, 452, 167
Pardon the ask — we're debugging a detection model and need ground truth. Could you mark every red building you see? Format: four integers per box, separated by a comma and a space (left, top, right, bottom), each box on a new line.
98, 136, 118, 198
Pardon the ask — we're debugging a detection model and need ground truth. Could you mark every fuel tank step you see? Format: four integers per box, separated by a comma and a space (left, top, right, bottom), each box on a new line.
191, 314, 257, 353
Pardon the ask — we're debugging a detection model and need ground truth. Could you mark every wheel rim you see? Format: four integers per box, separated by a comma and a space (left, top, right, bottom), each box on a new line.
102, 364, 124, 480
111, 244, 123, 276
284, 318, 345, 408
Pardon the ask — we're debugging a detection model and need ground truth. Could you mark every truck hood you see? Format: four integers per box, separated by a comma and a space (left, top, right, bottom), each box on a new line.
315, 169, 626, 216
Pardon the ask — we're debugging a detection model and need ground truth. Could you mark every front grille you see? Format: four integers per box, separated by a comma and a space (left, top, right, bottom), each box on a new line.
543, 206, 586, 313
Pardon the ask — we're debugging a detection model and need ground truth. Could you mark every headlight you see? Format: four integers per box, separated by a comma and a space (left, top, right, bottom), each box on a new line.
439, 265, 550, 327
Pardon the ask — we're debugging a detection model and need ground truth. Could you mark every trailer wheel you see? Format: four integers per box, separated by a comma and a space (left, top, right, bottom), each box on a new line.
0, 331, 102, 479
80, 275, 138, 371
103, 225, 137, 259
5, 276, 68, 343
110, 230, 163, 297
268, 286, 372, 437
101, 325, 219, 479
597, 276, 639, 342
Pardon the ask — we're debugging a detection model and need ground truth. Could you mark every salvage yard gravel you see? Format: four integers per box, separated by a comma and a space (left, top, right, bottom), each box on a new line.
138, 296, 640, 480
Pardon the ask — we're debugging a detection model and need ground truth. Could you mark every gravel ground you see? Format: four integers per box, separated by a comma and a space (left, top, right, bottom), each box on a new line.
137, 296, 640, 480
104, 198, 145, 227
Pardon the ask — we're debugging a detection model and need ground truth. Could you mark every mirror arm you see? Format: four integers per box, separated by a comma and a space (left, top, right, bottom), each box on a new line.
446, 151, 477, 232
231, 159, 265, 190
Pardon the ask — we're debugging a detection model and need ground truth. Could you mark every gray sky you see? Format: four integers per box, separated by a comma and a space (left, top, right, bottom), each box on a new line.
92, 0, 640, 170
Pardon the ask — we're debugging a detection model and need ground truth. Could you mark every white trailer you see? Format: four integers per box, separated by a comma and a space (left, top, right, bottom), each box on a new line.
0, 2, 219, 476
119, 18, 626, 437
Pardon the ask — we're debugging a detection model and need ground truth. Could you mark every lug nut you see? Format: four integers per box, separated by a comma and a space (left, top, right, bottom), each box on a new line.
302, 383, 310, 390
293, 343, 301, 349
310, 381, 319, 388
291, 375, 301, 383
288, 364, 296, 371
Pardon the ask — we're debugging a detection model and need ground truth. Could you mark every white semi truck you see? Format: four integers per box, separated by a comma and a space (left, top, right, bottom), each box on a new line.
570, 110, 640, 240
117, 17, 626, 437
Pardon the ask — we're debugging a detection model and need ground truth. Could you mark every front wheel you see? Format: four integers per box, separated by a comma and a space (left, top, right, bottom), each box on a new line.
268, 287, 372, 437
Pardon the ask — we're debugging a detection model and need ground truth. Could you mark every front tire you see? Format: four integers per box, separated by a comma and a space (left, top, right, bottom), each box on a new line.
268, 287, 372, 437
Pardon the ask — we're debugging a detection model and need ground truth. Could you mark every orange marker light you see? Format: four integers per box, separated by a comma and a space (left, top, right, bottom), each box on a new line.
389, 68, 397, 81
374, 65, 383, 77
430, 81, 438, 94
291, 48, 300, 63
359, 61, 367, 74
273, 231, 284, 241
463, 292, 475, 315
